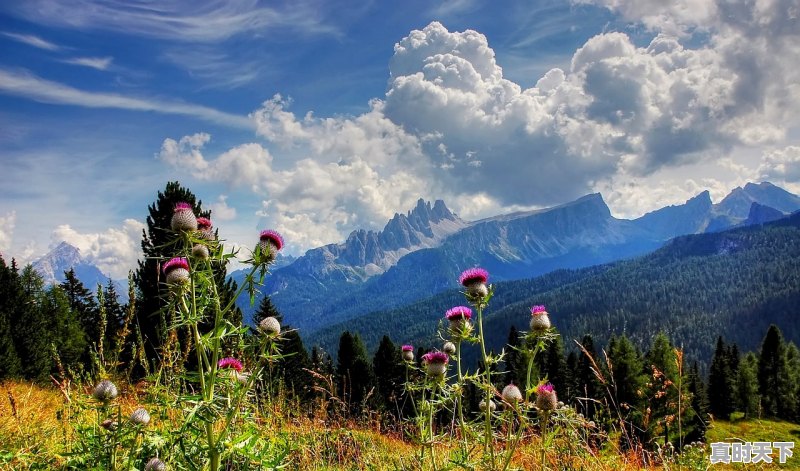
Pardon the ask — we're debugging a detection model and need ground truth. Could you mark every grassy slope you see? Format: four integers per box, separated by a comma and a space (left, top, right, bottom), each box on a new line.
2, 380, 800, 470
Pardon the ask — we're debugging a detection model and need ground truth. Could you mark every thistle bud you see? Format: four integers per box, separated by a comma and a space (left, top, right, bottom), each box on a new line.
401, 345, 414, 362
171, 202, 197, 232
257, 230, 284, 263
130, 407, 150, 426
442, 341, 456, 356
145, 457, 167, 471
192, 244, 209, 260
196, 217, 214, 240
530, 305, 551, 332
92, 379, 118, 402
535, 383, 558, 411
258, 316, 281, 336
421, 351, 448, 377
478, 399, 497, 413
163, 257, 190, 285
502, 383, 523, 405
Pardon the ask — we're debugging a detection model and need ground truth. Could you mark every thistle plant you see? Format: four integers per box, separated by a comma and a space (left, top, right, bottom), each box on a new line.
156, 202, 288, 470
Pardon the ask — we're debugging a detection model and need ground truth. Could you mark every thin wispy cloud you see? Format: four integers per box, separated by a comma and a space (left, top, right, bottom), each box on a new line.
4, 0, 339, 42
61, 56, 113, 71
0, 68, 254, 129
2, 31, 61, 51
161, 48, 264, 89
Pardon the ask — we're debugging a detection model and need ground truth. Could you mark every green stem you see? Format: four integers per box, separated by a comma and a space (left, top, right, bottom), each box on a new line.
455, 340, 467, 452
540, 413, 548, 471
476, 304, 494, 467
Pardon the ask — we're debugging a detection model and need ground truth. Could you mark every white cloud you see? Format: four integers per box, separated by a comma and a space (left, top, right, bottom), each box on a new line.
757, 146, 800, 183
51, 219, 145, 279
61, 56, 113, 71
0, 68, 253, 129
0, 211, 16, 254
210, 195, 237, 221
1, 31, 61, 50
3, 0, 338, 42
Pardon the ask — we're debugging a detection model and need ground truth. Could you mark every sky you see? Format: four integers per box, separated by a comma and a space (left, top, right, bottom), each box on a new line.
1, 0, 799, 279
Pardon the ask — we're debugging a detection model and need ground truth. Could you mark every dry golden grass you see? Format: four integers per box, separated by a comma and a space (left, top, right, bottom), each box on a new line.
2, 380, 798, 470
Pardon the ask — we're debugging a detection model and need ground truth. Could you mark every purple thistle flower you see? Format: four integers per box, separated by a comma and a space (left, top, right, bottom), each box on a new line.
401, 344, 414, 362
259, 229, 284, 251
217, 357, 243, 372
531, 305, 547, 314
196, 217, 212, 229
530, 305, 551, 331
163, 257, 190, 273
171, 202, 197, 231
174, 202, 193, 211
421, 350, 449, 376
536, 382, 558, 411
421, 351, 449, 365
445, 306, 473, 321
459, 267, 489, 286
401, 345, 414, 352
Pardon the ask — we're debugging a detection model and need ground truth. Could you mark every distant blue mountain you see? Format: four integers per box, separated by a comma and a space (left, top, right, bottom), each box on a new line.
234, 182, 800, 337
31, 242, 124, 297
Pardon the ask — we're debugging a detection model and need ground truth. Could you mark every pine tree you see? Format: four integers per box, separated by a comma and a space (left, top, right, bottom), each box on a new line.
708, 336, 735, 420
16, 266, 53, 381
253, 295, 282, 327
758, 325, 788, 418
276, 329, 312, 400
372, 335, 403, 416
45, 285, 88, 375
537, 332, 567, 394
606, 335, 646, 449
101, 279, 126, 356
685, 361, 708, 443
336, 331, 376, 415
60, 269, 98, 356
133, 181, 240, 373
736, 352, 760, 419
0, 257, 22, 378
785, 343, 800, 422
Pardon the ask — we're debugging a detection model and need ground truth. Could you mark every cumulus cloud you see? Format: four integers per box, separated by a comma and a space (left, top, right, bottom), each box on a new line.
159, 16, 800, 251
51, 219, 145, 279
757, 146, 800, 183
210, 195, 237, 221
0, 211, 16, 254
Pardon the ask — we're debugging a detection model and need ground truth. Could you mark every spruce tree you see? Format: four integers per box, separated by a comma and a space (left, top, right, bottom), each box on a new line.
736, 352, 760, 419
758, 325, 788, 418
785, 343, 800, 422
644, 333, 680, 446
336, 331, 376, 415
606, 335, 646, 449
45, 285, 88, 375
537, 332, 567, 394
504, 326, 525, 387
686, 361, 708, 443
61, 269, 98, 354
708, 336, 735, 420
134, 181, 240, 373
16, 266, 53, 381
276, 329, 312, 400
0, 257, 22, 378
372, 335, 403, 416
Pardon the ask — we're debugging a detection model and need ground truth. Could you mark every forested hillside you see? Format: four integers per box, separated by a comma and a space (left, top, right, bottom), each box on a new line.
310, 213, 800, 367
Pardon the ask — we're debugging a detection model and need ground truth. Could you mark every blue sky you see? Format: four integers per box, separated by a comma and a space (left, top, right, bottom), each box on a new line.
1, 0, 799, 278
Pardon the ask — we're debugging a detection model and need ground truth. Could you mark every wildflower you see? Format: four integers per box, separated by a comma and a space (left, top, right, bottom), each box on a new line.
257, 229, 284, 262
92, 379, 118, 402
130, 407, 150, 426
217, 357, 243, 372
258, 316, 281, 336
192, 244, 209, 260
421, 351, 449, 377
171, 202, 197, 232
401, 344, 415, 362
442, 341, 456, 356
502, 383, 523, 405
445, 305, 473, 335
163, 257, 190, 285
478, 399, 497, 413
530, 305, 551, 332
535, 383, 558, 411
196, 217, 214, 240
145, 457, 167, 471
459, 267, 489, 299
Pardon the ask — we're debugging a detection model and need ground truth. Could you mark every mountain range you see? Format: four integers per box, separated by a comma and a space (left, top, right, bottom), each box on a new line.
236, 181, 800, 336
31, 181, 800, 343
